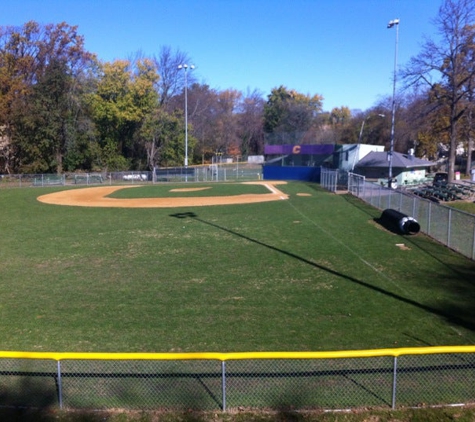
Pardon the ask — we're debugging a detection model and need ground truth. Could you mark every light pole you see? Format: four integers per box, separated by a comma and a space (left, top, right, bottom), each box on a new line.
358, 114, 385, 143
178, 64, 194, 178
387, 18, 399, 189
352, 114, 385, 171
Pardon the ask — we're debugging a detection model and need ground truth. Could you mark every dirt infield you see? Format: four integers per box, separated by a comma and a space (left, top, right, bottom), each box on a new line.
37, 181, 289, 208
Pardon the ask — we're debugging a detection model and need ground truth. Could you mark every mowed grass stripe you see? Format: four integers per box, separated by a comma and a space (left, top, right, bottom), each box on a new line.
0, 182, 474, 352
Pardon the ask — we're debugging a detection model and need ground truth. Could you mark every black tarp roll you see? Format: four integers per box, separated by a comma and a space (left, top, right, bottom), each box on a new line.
380, 209, 421, 235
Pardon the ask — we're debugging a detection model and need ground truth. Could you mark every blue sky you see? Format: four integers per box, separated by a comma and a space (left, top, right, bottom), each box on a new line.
1, 0, 442, 112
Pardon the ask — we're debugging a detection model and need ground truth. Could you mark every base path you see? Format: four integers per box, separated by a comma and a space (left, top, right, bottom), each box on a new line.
37, 181, 289, 208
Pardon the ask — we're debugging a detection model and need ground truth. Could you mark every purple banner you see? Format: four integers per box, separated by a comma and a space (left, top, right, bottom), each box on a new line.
264, 144, 335, 155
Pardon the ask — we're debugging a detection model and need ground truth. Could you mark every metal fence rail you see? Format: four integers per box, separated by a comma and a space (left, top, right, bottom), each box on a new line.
0, 164, 262, 188
321, 169, 475, 261
1, 347, 475, 412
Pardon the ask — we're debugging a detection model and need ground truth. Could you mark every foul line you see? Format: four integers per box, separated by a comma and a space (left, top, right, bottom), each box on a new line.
286, 200, 407, 294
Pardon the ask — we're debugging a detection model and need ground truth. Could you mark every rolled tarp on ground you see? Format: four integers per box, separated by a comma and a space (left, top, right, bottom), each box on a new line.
380, 209, 421, 235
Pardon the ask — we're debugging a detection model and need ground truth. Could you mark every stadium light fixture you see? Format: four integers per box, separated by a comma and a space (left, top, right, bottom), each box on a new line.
358, 114, 385, 143
178, 64, 195, 179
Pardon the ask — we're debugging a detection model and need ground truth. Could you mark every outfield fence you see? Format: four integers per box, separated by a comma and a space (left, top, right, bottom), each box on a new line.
320, 169, 475, 261
0, 164, 262, 188
1, 347, 475, 412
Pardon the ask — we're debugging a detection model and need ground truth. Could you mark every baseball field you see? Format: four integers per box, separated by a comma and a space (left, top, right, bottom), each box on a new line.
1, 180, 474, 353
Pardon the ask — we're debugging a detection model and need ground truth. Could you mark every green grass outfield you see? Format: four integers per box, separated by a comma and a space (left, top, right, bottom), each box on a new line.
0, 181, 474, 353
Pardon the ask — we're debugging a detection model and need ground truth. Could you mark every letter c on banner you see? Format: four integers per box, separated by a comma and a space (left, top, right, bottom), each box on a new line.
292, 145, 301, 154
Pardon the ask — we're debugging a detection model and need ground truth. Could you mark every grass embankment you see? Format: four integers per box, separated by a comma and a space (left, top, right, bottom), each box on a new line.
448, 200, 475, 214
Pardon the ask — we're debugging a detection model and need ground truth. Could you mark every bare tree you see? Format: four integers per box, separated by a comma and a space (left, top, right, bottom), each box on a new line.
154, 46, 196, 107
236, 89, 265, 156
402, 0, 475, 182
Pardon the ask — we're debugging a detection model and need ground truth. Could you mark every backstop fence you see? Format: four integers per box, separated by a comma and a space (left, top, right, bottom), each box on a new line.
1, 347, 475, 412
320, 168, 475, 261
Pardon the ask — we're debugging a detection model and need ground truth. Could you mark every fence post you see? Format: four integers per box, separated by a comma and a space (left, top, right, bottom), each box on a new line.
472, 223, 475, 261
427, 201, 432, 235
221, 361, 227, 412
447, 208, 452, 248
391, 356, 398, 410
57, 361, 63, 410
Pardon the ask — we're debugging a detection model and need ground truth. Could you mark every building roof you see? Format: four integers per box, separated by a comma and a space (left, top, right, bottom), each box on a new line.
355, 151, 434, 169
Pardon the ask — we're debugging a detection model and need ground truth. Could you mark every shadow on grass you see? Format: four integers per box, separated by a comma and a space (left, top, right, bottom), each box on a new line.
0, 408, 108, 422
170, 211, 475, 334
339, 192, 381, 220
0, 374, 59, 421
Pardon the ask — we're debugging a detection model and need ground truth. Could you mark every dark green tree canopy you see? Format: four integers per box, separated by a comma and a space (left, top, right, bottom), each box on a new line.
263, 86, 324, 144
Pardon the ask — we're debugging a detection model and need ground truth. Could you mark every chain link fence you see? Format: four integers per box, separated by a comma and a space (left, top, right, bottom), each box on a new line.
0, 163, 263, 188
319, 168, 349, 192
320, 169, 475, 261
1, 348, 475, 412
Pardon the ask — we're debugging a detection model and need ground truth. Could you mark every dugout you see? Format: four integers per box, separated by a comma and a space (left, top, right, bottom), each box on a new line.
262, 144, 333, 182
263, 165, 321, 182
262, 143, 383, 182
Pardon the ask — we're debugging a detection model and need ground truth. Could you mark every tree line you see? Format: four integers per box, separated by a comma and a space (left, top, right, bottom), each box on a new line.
1, 0, 474, 182
0, 21, 325, 174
